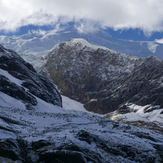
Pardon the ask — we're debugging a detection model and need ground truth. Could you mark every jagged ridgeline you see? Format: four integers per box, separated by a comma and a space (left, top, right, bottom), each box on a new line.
41, 39, 163, 114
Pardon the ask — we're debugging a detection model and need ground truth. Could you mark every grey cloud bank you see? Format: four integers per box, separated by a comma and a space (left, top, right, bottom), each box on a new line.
0, 0, 163, 33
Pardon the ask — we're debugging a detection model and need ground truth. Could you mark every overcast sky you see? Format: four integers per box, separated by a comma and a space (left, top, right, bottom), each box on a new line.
0, 0, 163, 37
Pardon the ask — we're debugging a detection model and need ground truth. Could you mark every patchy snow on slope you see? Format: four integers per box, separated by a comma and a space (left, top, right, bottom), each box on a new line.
0, 92, 26, 110
0, 69, 23, 86
109, 103, 163, 125
0, 99, 163, 162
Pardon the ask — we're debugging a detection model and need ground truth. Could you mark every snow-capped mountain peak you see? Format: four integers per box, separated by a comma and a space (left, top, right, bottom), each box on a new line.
66, 38, 115, 52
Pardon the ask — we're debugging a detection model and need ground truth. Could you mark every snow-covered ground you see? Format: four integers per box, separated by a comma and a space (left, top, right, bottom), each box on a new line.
61, 94, 163, 133
61, 95, 107, 118
0, 92, 163, 162
62, 95, 87, 112
0, 75, 162, 162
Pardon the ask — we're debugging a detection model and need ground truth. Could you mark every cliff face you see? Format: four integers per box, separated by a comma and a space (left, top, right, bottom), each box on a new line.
0, 44, 62, 109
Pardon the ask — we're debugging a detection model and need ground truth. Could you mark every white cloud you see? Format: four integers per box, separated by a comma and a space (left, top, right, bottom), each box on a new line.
75, 20, 99, 34
0, 0, 163, 33
28, 29, 46, 36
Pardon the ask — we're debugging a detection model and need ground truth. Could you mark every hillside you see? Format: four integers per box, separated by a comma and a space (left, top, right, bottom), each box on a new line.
41, 39, 162, 112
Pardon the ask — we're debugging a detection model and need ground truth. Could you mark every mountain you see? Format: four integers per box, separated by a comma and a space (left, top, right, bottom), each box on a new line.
41, 39, 163, 129
0, 45, 163, 162
0, 27, 163, 68
0, 45, 62, 109
41, 38, 141, 111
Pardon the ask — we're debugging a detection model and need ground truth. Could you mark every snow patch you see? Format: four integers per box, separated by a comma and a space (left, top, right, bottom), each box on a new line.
0, 69, 23, 86
90, 99, 98, 102
62, 95, 87, 112
110, 103, 163, 125
0, 92, 26, 110
34, 96, 65, 114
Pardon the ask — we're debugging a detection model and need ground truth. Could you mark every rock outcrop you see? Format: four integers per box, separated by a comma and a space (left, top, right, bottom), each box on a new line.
0, 44, 62, 109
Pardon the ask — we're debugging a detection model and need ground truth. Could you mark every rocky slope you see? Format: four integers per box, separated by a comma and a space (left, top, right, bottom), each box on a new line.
0, 44, 163, 162
41, 39, 143, 113
105, 56, 163, 132
41, 39, 163, 130
0, 44, 62, 109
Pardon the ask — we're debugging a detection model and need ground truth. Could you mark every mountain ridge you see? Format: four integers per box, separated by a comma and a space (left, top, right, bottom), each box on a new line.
41, 39, 163, 129
0, 27, 163, 61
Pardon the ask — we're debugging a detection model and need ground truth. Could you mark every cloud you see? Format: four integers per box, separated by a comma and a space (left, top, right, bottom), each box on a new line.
75, 20, 100, 34
0, 0, 163, 34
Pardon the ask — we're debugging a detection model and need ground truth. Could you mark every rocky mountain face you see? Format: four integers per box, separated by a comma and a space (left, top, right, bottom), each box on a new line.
41, 39, 163, 131
1, 44, 163, 162
105, 56, 163, 133
0, 44, 62, 109
41, 39, 143, 113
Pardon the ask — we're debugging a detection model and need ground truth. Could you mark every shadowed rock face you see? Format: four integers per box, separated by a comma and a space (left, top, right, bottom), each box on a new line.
85, 56, 163, 114
41, 39, 163, 114
0, 44, 62, 108
109, 56, 163, 107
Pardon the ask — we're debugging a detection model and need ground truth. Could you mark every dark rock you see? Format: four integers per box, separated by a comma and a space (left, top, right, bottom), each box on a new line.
38, 150, 87, 163
117, 105, 132, 114
0, 44, 62, 108
41, 40, 163, 114
0, 139, 20, 161
144, 106, 161, 113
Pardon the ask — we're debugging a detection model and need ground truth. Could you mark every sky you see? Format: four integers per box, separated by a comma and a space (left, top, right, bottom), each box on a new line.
0, 0, 163, 42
